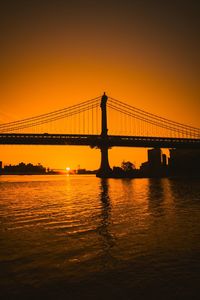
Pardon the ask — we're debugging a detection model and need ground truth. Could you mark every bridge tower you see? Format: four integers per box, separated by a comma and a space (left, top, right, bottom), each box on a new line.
97, 93, 112, 178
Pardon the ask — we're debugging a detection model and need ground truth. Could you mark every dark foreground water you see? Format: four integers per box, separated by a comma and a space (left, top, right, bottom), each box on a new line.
0, 175, 200, 300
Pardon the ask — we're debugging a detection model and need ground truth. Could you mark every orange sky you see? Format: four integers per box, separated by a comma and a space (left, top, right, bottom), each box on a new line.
1, 1, 199, 170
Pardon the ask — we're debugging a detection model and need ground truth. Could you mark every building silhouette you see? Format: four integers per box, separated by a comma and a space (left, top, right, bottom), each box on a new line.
2, 162, 46, 175
0, 161, 2, 174
140, 148, 168, 177
169, 149, 200, 177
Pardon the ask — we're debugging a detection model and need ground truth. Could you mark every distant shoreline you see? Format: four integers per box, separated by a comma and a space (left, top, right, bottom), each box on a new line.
1, 173, 199, 179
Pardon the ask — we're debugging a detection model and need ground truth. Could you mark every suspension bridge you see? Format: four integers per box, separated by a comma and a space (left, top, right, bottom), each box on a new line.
0, 94, 200, 177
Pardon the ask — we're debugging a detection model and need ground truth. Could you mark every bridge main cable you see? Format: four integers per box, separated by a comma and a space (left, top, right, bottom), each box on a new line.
108, 97, 200, 137
0, 97, 101, 132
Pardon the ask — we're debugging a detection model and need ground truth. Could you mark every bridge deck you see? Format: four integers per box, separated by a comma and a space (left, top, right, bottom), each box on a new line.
0, 133, 200, 149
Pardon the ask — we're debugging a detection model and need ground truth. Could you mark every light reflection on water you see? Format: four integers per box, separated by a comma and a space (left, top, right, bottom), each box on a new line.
0, 175, 200, 299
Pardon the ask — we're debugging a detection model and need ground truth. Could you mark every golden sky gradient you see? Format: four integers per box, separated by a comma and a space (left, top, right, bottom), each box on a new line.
1, 0, 199, 170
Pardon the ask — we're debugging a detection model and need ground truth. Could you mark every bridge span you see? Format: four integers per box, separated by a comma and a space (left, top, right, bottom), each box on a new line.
0, 133, 199, 149
1, 93, 200, 177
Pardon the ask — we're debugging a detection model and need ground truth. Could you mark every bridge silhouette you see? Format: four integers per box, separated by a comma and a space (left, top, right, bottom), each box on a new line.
0, 94, 200, 177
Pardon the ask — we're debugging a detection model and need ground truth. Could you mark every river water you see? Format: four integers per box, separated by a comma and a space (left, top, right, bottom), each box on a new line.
0, 175, 200, 299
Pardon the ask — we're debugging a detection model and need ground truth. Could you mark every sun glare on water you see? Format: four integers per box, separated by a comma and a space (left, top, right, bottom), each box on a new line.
65, 167, 71, 175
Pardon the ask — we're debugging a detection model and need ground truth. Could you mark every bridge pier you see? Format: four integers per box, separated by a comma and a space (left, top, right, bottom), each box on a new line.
97, 146, 112, 177
96, 93, 112, 178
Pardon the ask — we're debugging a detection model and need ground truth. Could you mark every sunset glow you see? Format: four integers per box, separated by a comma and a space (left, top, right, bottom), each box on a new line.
1, 2, 200, 299
1, 1, 199, 170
